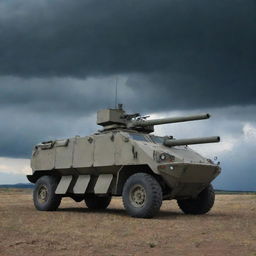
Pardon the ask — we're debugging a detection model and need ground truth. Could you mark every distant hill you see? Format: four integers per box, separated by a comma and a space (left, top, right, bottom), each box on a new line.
0, 183, 34, 189
215, 189, 256, 194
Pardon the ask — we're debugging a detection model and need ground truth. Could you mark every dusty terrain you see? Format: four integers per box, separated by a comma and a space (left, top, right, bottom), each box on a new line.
0, 189, 255, 256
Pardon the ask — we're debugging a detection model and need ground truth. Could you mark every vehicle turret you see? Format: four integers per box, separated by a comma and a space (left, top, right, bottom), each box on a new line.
97, 104, 211, 133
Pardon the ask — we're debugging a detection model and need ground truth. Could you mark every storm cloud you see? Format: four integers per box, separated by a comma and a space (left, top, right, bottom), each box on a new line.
1, 1, 255, 77
0, 0, 255, 109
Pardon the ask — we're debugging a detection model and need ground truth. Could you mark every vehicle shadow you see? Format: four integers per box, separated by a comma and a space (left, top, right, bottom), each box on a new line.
58, 207, 128, 217
58, 207, 232, 219
157, 210, 232, 219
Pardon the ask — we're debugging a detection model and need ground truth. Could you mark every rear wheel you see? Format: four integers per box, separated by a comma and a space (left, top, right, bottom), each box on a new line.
33, 176, 62, 211
177, 184, 215, 214
122, 173, 162, 218
84, 194, 112, 210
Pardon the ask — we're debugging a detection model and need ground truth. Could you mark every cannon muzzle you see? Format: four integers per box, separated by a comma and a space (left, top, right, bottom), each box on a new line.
164, 136, 220, 147
129, 113, 210, 128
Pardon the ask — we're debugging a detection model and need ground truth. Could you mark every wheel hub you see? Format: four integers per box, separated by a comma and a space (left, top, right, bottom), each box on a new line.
38, 185, 48, 203
129, 184, 146, 208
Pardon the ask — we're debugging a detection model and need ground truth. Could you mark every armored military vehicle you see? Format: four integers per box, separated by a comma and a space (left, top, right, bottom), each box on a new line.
27, 104, 221, 218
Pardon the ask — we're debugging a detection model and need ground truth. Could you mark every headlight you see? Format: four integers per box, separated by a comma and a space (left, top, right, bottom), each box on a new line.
160, 153, 166, 160
158, 153, 175, 162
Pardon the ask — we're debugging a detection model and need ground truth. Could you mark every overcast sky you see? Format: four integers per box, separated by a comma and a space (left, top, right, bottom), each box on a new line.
0, 0, 255, 190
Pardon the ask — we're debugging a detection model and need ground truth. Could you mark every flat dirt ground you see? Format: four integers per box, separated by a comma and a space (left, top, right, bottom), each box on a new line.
0, 189, 255, 256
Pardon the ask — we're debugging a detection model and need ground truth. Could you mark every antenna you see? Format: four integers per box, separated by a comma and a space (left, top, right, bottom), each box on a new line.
115, 76, 118, 108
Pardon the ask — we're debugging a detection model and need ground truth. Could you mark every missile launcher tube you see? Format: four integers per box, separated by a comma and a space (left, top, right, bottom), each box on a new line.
164, 136, 220, 147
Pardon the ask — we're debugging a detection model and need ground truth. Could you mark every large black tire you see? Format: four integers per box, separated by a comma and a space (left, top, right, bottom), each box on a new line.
177, 184, 215, 215
33, 176, 62, 211
84, 194, 112, 210
122, 173, 162, 218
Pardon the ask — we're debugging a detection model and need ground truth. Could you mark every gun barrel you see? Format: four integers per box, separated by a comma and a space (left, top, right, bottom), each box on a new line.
164, 136, 220, 147
130, 113, 210, 127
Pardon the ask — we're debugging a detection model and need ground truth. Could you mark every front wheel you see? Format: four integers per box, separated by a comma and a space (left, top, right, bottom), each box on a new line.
177, 184, 215, 214
33, 176, 62, 211
122, 173, 163, 218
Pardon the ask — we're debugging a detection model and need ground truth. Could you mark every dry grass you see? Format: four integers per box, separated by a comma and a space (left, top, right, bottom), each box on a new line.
0, 189, 255, 256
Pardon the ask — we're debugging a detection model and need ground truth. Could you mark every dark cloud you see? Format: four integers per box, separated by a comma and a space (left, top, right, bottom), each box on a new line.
125, 72, 256, 111
0, 76, 116, 115
1, 0, 255, 109
1, 0, 255, 77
